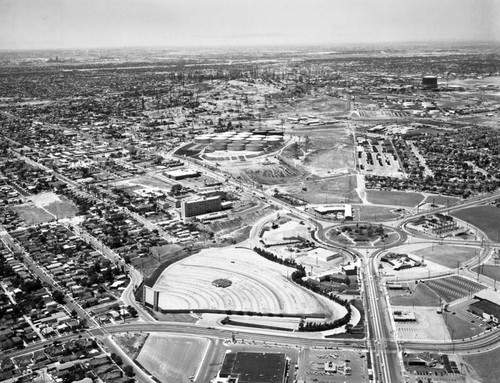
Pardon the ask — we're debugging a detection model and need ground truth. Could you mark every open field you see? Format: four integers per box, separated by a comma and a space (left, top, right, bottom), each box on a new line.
282, 174, 360, 204
11, 204, 54, 224
451, 205, 500, 242
471, 264, 500, 281
26, 192, 79, 219
421, 194, 461, 207
463, 347, 500, 383
136, 334, 208, 383
115, 174, 174, 191
365, 190, 424, 207
422, 276, 485, 303
414, 245, 477, 269
44, 198, 79, 218
243, 162, 304, 185
293, 126, 355, 171
153, 247, 345, 317
112, 333, 148, 360
357, 205, 400, 222
389, 283, 441, 307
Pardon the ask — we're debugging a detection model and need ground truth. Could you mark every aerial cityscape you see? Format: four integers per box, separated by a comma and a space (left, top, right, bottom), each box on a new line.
1, 1, 500, 383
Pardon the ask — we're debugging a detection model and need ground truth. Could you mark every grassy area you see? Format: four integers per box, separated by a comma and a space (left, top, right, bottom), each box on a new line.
389, 283, 441, 307
287, 174, 360, 204
451, 205, 500, 241
471, 264, 500, 281
112, 333, 149, 360
44, 197, 79, 219
11, 204, 54, 224
441, 312, 484, 340
463, 347, 500, 383
366, 190, 424, 207
421, 194, 461, 207
414, 245, 477, 269
357, 205, 400, 222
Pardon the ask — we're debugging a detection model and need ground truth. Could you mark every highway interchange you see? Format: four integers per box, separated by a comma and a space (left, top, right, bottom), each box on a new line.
2, 146, 500, 383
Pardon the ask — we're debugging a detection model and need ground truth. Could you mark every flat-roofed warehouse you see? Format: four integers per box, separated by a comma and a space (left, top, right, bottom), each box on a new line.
215, 352, 288, 383
164, 168, 200, 180
469, 290, 500, 324
314, 204, 353, 219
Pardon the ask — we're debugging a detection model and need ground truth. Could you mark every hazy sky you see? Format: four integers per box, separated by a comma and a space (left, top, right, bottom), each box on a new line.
1, 0, 499, 50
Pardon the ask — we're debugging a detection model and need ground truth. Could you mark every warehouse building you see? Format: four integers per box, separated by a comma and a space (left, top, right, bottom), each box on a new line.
469, 290, 500, 324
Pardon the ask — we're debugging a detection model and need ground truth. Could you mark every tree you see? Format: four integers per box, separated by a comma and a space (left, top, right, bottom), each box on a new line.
52, 290, 65, 304
127, 305, 138, 318
123, 365, 135, 377
110, 353, 123, 365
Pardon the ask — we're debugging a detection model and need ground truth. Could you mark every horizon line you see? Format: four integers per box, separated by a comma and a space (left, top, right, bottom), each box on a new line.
1, 39, 499, 53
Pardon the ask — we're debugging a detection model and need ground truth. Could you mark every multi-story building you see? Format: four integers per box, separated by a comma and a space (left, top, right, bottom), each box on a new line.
181, 195, 222, 218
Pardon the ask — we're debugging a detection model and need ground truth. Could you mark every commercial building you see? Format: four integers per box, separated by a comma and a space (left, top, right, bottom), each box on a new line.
469, 290, 500, 323
314, 204, 353, 219
164, 168, 200, 180
181, 195, 222, 218
214, 352, 288, 383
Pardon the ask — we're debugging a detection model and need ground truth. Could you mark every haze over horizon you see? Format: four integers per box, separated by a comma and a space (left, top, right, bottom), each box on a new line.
1, 0, 499, 51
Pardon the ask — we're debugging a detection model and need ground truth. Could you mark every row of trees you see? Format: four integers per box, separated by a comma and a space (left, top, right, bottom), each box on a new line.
291, 268, 353, 332
253, 246, 302, 269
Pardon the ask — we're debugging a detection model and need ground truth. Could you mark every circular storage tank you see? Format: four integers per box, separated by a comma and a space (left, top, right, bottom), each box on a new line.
231, 139, 249, 144
212, 136, 228, 142
194, 137, 212, 144
227, 144, 245, 151
245, 143, 265, 152
210, 142, 228, 150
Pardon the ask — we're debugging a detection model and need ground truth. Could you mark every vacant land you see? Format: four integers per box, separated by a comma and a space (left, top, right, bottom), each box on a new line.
26, 192, 79, 219
471, 264, 500, 281
366, 190, 424, 207
112, 333, 148, 360
137, 334, 208, 383
451, 205, 500, 241
464, 347, 500, 383
357, 205, 400, 222
421, 194, 461, 207
283, 174, 360, 204
44, 198, 79, 218
414, 245, 477, 269
11, 204, 54, 224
